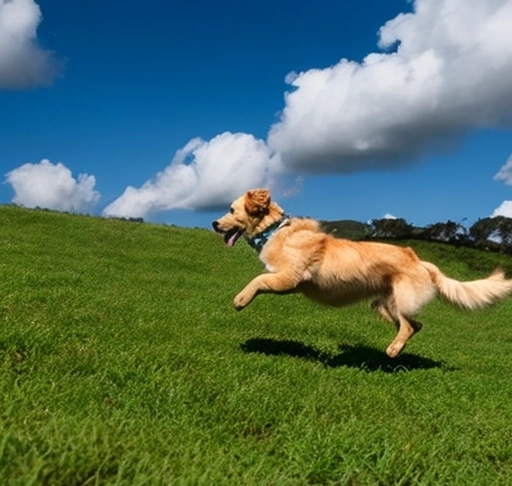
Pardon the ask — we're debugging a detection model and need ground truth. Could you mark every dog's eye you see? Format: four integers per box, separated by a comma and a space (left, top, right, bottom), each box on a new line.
230, 207, 235, 214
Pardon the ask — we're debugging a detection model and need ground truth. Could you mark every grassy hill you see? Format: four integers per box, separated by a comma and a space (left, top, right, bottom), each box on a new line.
1, 206, 512, 485
320, 220, 369, 240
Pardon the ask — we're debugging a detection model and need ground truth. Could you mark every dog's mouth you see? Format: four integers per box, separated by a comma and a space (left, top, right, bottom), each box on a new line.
223, 228, 244, 247
212, 222, 244, 247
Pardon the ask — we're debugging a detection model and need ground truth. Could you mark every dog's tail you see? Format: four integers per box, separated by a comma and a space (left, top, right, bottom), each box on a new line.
421, 261, 512, 310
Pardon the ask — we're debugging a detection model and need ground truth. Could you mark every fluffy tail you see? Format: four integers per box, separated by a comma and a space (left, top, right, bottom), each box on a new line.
421, 261, 512, 310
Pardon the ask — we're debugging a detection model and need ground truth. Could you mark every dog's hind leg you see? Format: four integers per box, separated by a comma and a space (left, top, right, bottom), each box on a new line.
374, 297, 423, 331
373, 299, 420, 357
386, 314, 423, 358
371, 298, 395, 323
384, 278, 427, 357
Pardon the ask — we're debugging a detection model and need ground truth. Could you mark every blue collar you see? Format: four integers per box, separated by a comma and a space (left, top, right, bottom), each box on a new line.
246, 216, 290, 253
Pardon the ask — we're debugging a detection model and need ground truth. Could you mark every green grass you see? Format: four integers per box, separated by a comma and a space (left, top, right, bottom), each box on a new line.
1, 206, 512, 485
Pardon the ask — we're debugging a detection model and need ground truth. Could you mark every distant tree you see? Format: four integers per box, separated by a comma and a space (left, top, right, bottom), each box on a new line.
495, 216, 512, 246
319, 220, 369, 240
469, 218, 495, 244
369, 218, 413, 239
469, 216, 512, 248
424, 220, 468, 243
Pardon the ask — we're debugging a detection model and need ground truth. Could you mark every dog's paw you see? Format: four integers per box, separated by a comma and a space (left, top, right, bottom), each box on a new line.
386, 341, 405, 358
233, 292, 251, 310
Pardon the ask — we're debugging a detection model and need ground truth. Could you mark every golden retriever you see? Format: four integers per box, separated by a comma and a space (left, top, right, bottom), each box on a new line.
213, 188, 512, 357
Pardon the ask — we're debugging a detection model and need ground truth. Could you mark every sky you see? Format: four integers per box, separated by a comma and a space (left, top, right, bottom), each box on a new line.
1, 0, 512, 229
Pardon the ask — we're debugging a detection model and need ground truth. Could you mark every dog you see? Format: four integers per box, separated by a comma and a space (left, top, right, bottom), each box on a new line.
212, 188, 512, 358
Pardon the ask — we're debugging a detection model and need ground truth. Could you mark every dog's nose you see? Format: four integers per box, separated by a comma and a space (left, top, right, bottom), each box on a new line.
212, 221, 219, 231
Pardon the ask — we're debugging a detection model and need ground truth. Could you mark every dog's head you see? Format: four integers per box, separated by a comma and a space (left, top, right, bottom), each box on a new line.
212, 188, 284, 246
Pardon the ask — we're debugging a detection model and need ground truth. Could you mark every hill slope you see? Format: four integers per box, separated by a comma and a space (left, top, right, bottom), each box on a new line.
320, 219, 369, 239
1, 206, 512, 485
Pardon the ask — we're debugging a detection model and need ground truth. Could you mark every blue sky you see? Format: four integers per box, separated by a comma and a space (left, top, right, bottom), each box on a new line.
1, 0, 512, 229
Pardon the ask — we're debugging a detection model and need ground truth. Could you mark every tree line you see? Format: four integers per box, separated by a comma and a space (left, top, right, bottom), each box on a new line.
368, 216, 512, 253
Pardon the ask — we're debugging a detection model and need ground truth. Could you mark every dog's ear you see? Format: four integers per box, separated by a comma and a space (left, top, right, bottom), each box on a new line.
245, 188, 271, 216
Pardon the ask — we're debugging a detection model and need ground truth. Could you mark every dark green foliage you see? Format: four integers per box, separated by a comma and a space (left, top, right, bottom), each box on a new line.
320, 219, 369, 239
368, 217, 413, 239
469, 216, 512, 246
366, 215, 512, 255
423, 220, 468, 243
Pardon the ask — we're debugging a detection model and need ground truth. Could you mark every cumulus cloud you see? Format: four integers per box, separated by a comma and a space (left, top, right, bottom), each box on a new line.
268, 0, 512, 173
493, 154, 512, 218
103, 132, 277, 219
0, 0, 62, 89
6, 159, 100, 212
107, 0, 512, 217
494, 153, 512, 185
492, 201, 512, 218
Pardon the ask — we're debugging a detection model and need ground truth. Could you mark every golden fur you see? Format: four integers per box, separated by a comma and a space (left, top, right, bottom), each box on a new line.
213, 188, 512, 357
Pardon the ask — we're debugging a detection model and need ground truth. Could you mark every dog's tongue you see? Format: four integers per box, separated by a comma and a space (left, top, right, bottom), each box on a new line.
226, 230, 241, 247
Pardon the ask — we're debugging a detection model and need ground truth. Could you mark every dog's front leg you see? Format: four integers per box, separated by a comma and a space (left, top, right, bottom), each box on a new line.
234, 272, 299, 310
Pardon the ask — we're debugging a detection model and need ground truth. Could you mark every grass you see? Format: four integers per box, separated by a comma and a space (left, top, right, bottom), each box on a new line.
1, 205, 512, 485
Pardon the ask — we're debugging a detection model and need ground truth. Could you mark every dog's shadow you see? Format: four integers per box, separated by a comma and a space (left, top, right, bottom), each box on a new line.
240, 338, 451, 373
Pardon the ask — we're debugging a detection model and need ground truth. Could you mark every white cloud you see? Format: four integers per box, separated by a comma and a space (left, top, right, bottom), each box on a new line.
0, 0, 62, 89
492, 201, 512, 218
383, 213, 397, 220
106, 0, 512, 218
103, 132, 277, 219
5, 159, 100, 212
268, 0, 512, 173
494, 153, 512, 185
493, 153, 512, 218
